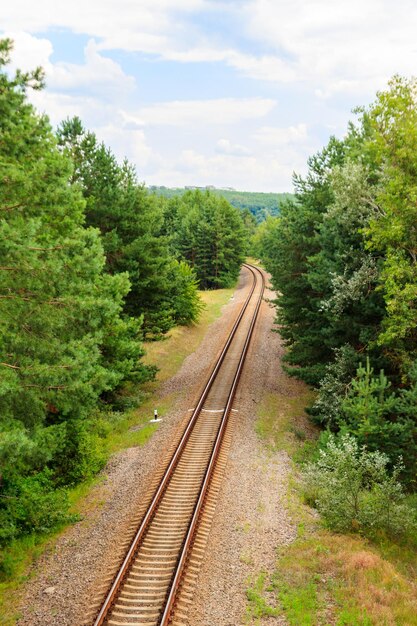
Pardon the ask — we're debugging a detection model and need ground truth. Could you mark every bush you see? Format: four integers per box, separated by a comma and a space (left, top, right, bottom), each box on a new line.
53, 419, 107, 485
303, 433, 416, 538
0, 470, 77, 546
167, 260, 203, 326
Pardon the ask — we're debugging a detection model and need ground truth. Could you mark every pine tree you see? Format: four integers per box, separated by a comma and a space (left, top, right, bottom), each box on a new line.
0, 40, 151, 540
57, 118, 202, 336
172, 190, 246, 289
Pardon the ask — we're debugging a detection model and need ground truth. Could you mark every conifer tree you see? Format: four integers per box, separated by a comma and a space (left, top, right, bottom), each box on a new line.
0, 40, 150, 540
57, 118, 201, 336
172, 190, 246, 289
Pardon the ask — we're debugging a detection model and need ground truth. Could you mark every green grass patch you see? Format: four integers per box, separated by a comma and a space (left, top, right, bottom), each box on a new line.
246, 571, 280, 624
255, 390, 316, 457
247, 531, 416, 625
278, 579, 319, 625
0, 535, 47, 625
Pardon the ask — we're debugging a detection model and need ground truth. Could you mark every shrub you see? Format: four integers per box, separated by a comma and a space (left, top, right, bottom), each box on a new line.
53, 419, 107, 485
303, 433, 416, 538
0, 470, 77, 546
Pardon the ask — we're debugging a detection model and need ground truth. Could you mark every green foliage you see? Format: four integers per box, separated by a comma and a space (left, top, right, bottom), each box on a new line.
57, 118, 203, 337
339, 359, 417, 486
304, 434, 416, 537
166, 260, 204, 325
309, 345, 359, 429
149, 185, 293, 222
257, 75, 417, 495
357, 76, 417, 369
0, 40, 153, 547
0, 471, 77, 545
257, 137, 347, 384
166, 189, 246, 289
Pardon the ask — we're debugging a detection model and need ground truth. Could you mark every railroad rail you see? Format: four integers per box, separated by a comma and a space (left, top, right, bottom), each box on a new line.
91, 263, 265, 626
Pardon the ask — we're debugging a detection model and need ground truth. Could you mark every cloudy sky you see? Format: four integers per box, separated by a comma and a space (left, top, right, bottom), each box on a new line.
2, 1, 416, 191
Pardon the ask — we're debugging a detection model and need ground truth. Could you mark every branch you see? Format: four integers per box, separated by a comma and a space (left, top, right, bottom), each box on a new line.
0, 295, 33, 302
27, 246, 65, 251
0, 203, 23, 212
23, 384, 68, 390
0, 294, 66, 306
0, 362, 71, 370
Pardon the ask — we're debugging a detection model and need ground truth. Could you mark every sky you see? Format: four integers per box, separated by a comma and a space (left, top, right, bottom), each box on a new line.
2, 1, 417, 192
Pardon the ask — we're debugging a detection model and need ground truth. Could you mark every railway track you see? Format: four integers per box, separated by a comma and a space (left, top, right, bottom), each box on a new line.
90, 263, 265, 626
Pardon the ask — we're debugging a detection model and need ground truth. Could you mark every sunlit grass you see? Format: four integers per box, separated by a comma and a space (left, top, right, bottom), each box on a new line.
274, 532, 417, 625
255, 390, 317, 456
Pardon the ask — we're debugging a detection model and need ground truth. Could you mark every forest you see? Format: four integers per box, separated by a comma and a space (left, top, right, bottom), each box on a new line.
149, 186, 293, 223
0, 38, 247, 559
256, 75, 417, 535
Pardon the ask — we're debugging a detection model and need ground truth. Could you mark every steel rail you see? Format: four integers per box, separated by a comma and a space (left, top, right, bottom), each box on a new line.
159, 263, 265, 625
92, 264, 259, 626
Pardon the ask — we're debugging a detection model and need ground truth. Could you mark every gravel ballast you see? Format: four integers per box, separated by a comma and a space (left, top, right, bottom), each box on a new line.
16, 269, 307, 626
187, 274, 306, 626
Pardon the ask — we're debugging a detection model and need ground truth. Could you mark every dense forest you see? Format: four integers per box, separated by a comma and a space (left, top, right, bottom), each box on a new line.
149, 185, 293, 223
256, 76, 417, 517
0, 40, 247, 555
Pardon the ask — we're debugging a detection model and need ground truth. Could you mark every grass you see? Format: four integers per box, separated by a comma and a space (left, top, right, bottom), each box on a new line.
269, 532, 417, 625
0, 286, 236, 626
248, 385, 417, 625
246, 256, 263, 268
246, 571, 281, 624
255, 390, 317, 457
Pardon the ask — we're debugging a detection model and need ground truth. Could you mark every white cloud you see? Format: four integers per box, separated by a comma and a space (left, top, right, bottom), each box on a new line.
216, 138, 251, 156
4, 0, 417, 192
254, 124, 308, 146
50, 40, 135, 98
225, 51, 296, 83
1, 0, 210, 60
125, 98, 276, 127
97, 124, 154, 169
4, 0, 417, 98
5, 32, 135, 101
144, 148, 300, 192
5, 31, 52, 71
1, 0, 207, 37
242, 0, 417, 94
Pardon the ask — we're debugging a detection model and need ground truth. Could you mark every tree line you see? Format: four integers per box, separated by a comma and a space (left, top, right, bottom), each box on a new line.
149, 185, 293, 223
256, 76, 417, 489
0, 39, 247, 554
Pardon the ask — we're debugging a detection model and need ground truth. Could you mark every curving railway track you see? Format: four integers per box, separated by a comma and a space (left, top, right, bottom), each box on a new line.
90, 263, 265, 626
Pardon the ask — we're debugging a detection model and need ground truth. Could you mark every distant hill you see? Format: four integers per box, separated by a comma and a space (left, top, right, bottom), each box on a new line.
148, 186, 294, 222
